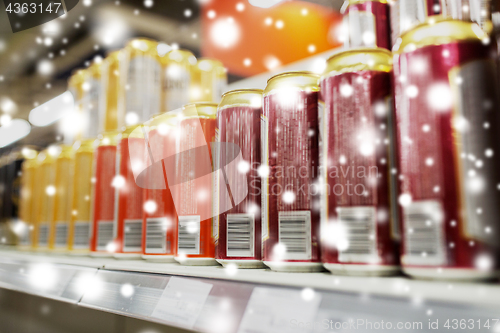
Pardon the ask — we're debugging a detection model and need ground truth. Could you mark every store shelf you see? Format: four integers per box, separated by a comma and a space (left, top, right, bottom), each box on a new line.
0, 247, 499, 333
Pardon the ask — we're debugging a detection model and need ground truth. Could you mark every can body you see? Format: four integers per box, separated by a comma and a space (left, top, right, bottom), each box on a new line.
68, 140, 94, 254
215, 91, 264, 268
389, 0, 442, 48
50, 146, 74, 251
262, 72, 323, 272
90, 136, 118, 256
394, 20, 500, 280
113, 128, 146, 259
141, 117, 178, 261
191, 59, 227, 103
174, 103, 218, 265
343, 0, 391, 50
320, 48, 400, 276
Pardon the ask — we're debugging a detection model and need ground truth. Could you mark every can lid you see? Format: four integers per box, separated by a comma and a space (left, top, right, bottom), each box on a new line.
88, 59, 103, 79
182, 102, 218, 119
324, 47, 392, 76
97, 130, 120, 146
265, 71, 320, 95
161, 49, 197, 66
74, 138, 96, 152
125, 38, 160, 58
219, 89, 263, 110
147, 111, 180, 130
57, 144, 75, 159
395, 17, 489, 54
120, 125, 145, 139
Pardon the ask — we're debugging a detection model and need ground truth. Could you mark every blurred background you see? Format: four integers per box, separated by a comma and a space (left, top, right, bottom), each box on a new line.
0, 0, 344, 147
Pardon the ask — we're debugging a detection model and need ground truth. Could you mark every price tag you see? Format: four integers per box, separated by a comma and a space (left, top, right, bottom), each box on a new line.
151, 276, 213, 329
238, 287, 322, 333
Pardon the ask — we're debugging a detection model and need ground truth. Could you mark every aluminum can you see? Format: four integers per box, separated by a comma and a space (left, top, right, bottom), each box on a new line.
191, 58, 227, 103
342, 0, 391, 50
140, 112, 179, 262
262, 72, 323, 272
89, 132, 119, 256
320, 47, 400, 276
215, 89, 265, 268
393, 18, 500, 280
173, 103, 218, 265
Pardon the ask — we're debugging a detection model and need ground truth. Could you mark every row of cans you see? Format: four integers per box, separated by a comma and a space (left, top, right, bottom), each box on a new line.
342, 0, 498, 50
16, 20, 500, 280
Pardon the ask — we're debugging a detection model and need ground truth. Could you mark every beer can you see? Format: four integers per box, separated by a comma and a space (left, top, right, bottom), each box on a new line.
90, 132, 119, 257
393, 18, 500, 280
49, 145, 75, 252
389, 0, 443, 48
18, 148, 38, 248
173, 102, 218, 266
112, 125, 146, 259
161, 49, 197, 112
36, 147, 59, 251
215, 89, 266, 269
141, 113, 179, 262
262, 72, 323, 272
342, 0, 391, 50
68, 139, 94, 255
191, 58, 227, 103
123, 38, 162, 124
320, 48, 400, 276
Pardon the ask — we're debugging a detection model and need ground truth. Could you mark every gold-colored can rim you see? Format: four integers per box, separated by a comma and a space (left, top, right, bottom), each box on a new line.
182, 102, 218, 119
221, 88, 264, 99
324, 47, 393, 76
264, 71, 320, 95
395, 16, 488, 54
219, 89, 263, 110
125, 38, 160, 58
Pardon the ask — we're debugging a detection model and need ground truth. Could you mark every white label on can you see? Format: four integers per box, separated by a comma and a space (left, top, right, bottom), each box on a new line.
86, 78, 102, 139
151, 277, 213, 329
344, 10, 377, 48
123, 219, 142, 252
126, 56, 161, 121
178, 215, 201, 255
145, 217, 168, 254
393, 0, 426, 45
73, 221, 90, 250
260, 114, 269, 242
337, 206, 379, 264
278, 211, 312, 260
164, 63, 191, 112
402, 200, 446, 266
227, 213, 254, 257
237, 287, 322, 333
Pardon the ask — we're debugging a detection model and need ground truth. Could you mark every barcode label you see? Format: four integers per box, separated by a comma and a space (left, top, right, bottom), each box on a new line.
73, 222, 90, 250
55, 223, 68, 248
403, 200, 446, 266
38, 224, 49, 247
178, 216, 200, 255
338, 207, 379, 264
145, 218, 168, 254
227, 214, 254, 257
123, 219, 143, 252
97, 220, 114, 251
278, 211, 311, 260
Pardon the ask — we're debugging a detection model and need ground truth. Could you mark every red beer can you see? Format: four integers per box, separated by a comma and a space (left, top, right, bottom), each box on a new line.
215, 89, 265, 269
393, 18, 500, 280
113, 125, 147, 259
172, 103, 218, 266
342, 0, 391, 50
141, 112, 179, 262
90, 132, 119, 256
262, 72, 323, 272
320, 48, 400, 276
389, 0, 443, 48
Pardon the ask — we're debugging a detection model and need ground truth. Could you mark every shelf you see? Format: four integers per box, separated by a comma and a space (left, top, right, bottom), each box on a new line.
0, 247, 499, 333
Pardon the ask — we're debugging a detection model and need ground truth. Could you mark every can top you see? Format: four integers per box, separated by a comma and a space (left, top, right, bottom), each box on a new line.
323, 47, 392, 76
219, 89, 263, 110
40, 146, 60, 164
88, 59, 103, 79
196, 58, 225, 72
74, 138, 96, 152
125, 38, 160, 59
265, 71, 320, 95
97, 130, 120, 146
147, 111, 180, 131
20, 147, 38, 161
68, 69, 87, 94
57, 144, 75, 159
120, 125, 146, 140
395, 17, 489, 54
160, 49, 197, 66
24, 155, 40, 169
182, 102, 218, 119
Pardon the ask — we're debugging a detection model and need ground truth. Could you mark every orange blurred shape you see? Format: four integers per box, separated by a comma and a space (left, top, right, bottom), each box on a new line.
201, 0, 343, 77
